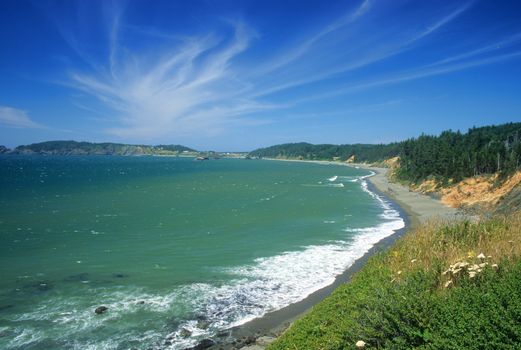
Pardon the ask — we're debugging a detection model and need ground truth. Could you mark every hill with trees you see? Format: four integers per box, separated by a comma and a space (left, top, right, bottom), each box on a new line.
249, 122, 521, 184
10, 141, 196, 156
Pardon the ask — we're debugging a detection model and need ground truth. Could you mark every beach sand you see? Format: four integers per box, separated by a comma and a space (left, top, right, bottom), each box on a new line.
356, 165, 465, 226
207, 159, 468, 350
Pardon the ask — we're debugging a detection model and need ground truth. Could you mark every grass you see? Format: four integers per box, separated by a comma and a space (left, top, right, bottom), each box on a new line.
268, 212, 521, 349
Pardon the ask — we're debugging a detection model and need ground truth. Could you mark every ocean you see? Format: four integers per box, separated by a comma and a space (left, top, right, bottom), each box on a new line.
0, 156, 404, 349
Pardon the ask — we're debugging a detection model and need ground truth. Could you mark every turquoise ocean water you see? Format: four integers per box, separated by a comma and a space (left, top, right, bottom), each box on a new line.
0, 156, 404, 349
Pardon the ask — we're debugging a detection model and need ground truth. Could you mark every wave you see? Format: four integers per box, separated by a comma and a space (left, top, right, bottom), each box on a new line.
327, 175, 338, 182
3, 170, 404, 350
165, 169, 404, 348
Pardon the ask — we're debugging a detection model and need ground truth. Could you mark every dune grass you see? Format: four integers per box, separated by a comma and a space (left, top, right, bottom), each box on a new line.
268, 213, 521, 349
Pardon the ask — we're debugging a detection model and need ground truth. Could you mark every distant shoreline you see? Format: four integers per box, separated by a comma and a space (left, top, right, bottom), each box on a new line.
217, 157, 466, 349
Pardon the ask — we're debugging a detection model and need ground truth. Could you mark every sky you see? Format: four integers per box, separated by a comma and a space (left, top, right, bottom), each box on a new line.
0, 0, 520, 151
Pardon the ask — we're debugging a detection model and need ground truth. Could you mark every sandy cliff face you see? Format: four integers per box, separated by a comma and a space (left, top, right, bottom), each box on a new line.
388, 157, 521, 211
440, 171, 521, 209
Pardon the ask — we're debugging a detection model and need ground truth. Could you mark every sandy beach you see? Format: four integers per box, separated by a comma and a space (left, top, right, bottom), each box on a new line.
210, 159, 467, 350
355, 165, 465, 226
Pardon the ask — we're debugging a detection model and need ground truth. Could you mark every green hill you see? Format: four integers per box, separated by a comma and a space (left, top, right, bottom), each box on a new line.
12, 140, 196, 156
249, 122, 521, 184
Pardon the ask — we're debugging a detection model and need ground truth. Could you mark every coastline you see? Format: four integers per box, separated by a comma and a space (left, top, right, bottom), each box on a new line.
207, 158, 467, 350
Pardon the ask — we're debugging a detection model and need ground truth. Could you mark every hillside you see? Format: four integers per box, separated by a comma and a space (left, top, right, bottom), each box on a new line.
9, 141, 196, 156
269, 213, 521, 350
249, 142, 400, 163
249, 122, 521, 185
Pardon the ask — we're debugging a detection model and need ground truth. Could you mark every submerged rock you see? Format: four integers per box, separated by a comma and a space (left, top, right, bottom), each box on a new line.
63, 273, 90, 282
23, 281, 53, 294
95, 306, 108, 314
0, 304, 14, 312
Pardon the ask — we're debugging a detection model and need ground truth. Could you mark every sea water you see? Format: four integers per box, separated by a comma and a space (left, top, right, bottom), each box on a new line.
0, 156, 404, 349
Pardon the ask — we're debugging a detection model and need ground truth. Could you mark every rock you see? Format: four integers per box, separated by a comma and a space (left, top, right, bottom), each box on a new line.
243, 336, 256, 345
216, 330, 230, 337
240, 346, 264, 350
197, 319, 211, 329
95, 306, 108, 314
183, 338, 215, 350
180, 328, 192, 338
256, 336, 276, 346
356, 340, 366, 348
136, 300, 145, 305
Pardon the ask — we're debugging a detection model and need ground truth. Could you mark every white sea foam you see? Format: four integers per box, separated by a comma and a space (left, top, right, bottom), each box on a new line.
327, 175, 338, 182
4, 170, 404, 350
164, 169, 404, 349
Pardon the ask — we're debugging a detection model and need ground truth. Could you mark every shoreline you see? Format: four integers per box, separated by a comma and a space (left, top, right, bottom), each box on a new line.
207, 158, 466, 349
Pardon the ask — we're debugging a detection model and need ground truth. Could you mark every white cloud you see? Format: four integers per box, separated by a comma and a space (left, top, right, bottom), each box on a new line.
0, 106, 44, 129
68, 19, 278, 140
60, 0, 520, 140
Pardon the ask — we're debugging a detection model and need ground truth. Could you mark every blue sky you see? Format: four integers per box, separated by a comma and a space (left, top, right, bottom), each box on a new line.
0, 0, 520, 151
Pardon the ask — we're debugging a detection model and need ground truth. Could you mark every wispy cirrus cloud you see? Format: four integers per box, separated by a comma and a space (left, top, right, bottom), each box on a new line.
56, 0, 521, 141
250, 1, 475, 98
293, 42, 521, 104
0, 106, 44, 129
68, 16, 277, 139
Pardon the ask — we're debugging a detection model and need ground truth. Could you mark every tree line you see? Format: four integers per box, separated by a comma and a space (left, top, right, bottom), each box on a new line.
249, 122, 521, 184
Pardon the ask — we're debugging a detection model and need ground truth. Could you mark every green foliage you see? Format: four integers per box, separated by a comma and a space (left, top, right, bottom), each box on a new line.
248, 142, 401, 163
13, 140, 195, 155
396, 123, 521, 183
268, 217, 521, 350
249, 123, 521, 185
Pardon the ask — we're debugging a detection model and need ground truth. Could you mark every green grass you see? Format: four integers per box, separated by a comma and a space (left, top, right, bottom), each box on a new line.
268, 213, 521, 349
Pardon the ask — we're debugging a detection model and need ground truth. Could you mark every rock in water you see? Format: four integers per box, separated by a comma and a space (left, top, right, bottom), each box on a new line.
197, 319, 210, 329
180, 328, 192, 338
183, 338, 215, 350
95, 306, 108, 314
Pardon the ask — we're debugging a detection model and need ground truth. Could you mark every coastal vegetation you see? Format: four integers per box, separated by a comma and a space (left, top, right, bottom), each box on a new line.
269, 213, 521, 350
249, 122, 521, 185
6, 140, 196, 156
248, 142, 402, 164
